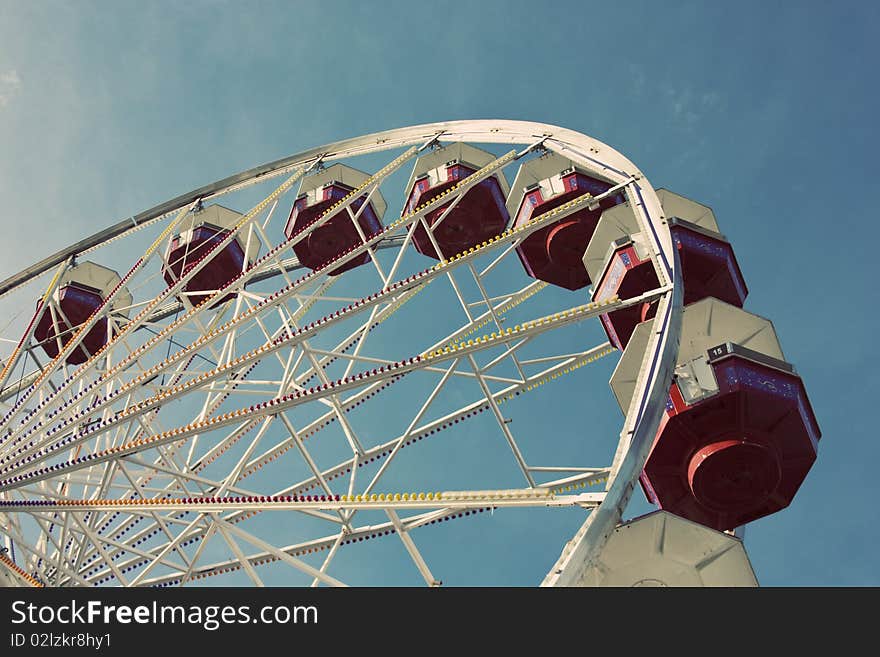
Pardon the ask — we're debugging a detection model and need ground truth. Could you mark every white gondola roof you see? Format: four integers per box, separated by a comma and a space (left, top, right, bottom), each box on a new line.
169, 204, 259, 264
576, 510, 758, 587
298, 163, 387, 219
582, 202, 640, 283
404, 142, 509, 204
656, 188, 719, 232
610, 297, 786, 414
583, 188, 722, 283
506, 151, 614, 219
56, 260, 133, 315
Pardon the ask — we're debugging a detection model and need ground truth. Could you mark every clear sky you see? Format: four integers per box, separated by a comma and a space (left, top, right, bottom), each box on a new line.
0, 0, 877, 586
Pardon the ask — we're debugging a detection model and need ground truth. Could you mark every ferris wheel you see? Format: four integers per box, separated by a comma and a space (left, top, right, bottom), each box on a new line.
0, 120, 820, 588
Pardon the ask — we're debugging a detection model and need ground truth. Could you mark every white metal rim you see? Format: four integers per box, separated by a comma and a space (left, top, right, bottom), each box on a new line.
0, 120, 681, 587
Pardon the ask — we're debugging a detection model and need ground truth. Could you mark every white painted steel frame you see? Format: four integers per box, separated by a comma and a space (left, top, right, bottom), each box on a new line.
0, 121, 679, 588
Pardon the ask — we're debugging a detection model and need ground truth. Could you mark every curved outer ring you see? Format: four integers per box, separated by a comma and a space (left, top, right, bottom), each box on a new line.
0, 120, 682, 586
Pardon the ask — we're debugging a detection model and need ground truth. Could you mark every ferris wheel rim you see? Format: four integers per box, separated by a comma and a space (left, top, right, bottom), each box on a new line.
0, 120, 682, 587
0, 120, 659, 297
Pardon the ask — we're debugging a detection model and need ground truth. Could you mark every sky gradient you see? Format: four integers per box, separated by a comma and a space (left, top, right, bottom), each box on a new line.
0, 0, 878, 585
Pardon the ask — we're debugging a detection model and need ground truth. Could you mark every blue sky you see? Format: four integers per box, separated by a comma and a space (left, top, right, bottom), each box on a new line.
0, 0, 878, 586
